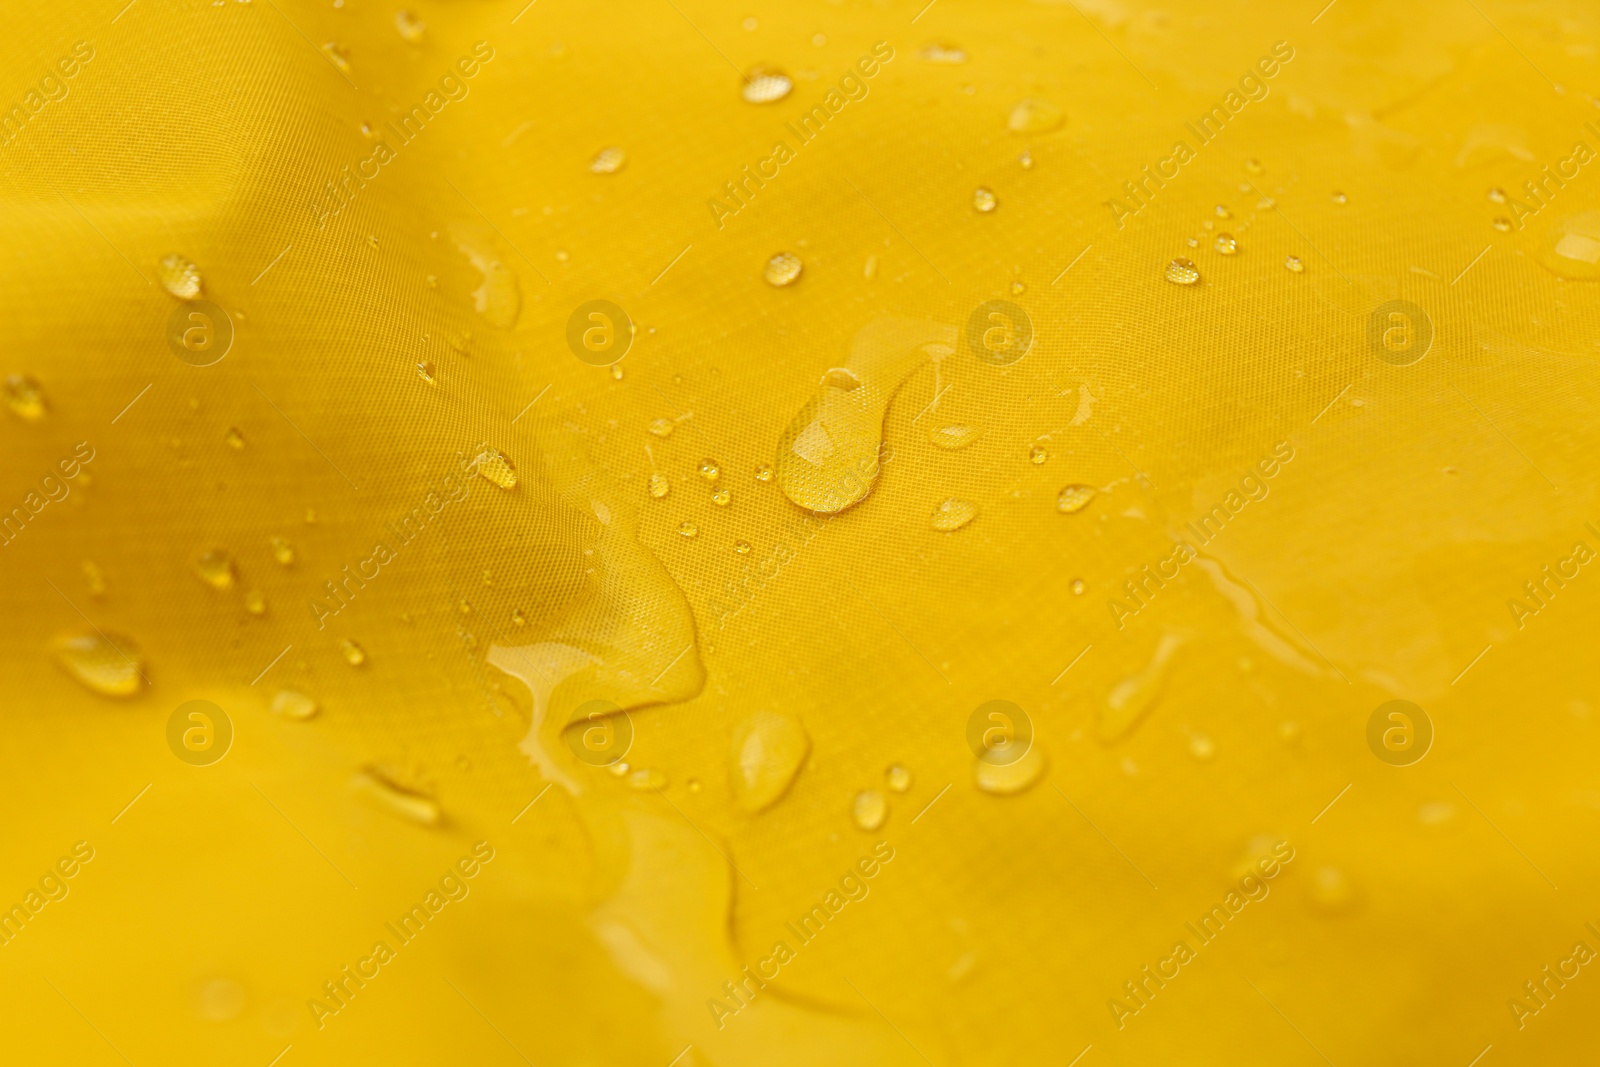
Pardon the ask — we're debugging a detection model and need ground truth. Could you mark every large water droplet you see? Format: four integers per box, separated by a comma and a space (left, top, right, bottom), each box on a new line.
852, 789, 888, 830
764, 252, 803, 287
474, 448, 518, 489
974, 744, 1047, 795
353, 765, 441, 825
1008, 98, 1063, 134
4, 374, 47, 420
1056, 484, 1095, 513
972, 186, 997, 213
776, 317, 957, 513
159, 254, 203, 300
742, 65, 793, 103
271, 689, 319, 720
730, 709, 810, 812
1165, 258, 1201, 285
1539, 212, 1600, 279
932, 424, 980, 450
648, 472, 670, 499
451, 227, 522, 328
931, 498, 978, 531
1098, 634, 1183, 743
54, 632, 145, 697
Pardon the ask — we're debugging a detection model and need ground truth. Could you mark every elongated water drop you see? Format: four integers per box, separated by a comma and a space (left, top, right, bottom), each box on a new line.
54, 632, 145, 697
271, 689, 319, 720
931, 425, 979, 450
730, 709, 810, 812
353, 765, 441, 825
1098, 634, 1183, 743
1539, 212, 1600, 279
974, 743, 1047, 795
475, 448, 517, 489
931, 498, 978, 531
159, 254, 203, 300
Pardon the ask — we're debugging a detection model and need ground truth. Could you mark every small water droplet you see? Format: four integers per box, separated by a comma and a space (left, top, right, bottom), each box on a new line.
648, 472, 671, 499
1028, 443, 1048, 465
1538, 212, 1600, 278
1056, 483, 1095, 513
457, 598, 472, 615
1099, 633, 1182, 742
628, 767, 668, 791
1071, 578, 1086, 595
354, 765, 441, 825
731, 710, 810, 812
852, 789, 888, 830
4, 374, 47, 419
225, 426, 245, 450
687, 777, 703, 793
245, 589, 267, 615
610, 364, 624, 380
417, 360, 436, 383
734, 539, 751, 554
271, 689, 319, 720
341, 638, 366, 666
1284, 255, 1304, 273
1311, 866, 1355, 911
1487, 187, 1507, 203
863, 254, 878, 279
394, 9, 424, 41
82, 560, 106, 597
932, 498, 978, 531
321, 42, 351, 73
607, 761, 631, 777
474, 448, 518, 489
1244, 158, 1264, 175
1418, 800, 1457, 827
1279, 720, 1302, 745
931, 424, 980, 450
194, 550, 237, 590
1492, 217, 1513, 233
1215, 204, 1232, 219
972, 186, 998, 213
885, 764, 912, 793
54, 632, 145, 697
648, 417, 675, 438
1018, 149, 1034, 169
1213, 233, 1239, 256
270, 536, 295, 566
159, 254, 203, 300
974, 744, 1047, 795
1330, 190, 1347, 204
755, 465, 774, 482
1189, 733, 1215, 761
764, 251, 803, 286
919, 42, 967, 63
589, 146, 627, 174
711, 487, 731, 506
699, 458, 721, 481
743, 65, 793, 103
511, 607, 526, 626
1008, 98, 1063, 134
677, 521, 699, 538
1165, 258, 1201, 285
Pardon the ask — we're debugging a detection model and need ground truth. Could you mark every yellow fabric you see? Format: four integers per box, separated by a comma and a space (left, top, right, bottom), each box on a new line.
4, 0, 1599, 1064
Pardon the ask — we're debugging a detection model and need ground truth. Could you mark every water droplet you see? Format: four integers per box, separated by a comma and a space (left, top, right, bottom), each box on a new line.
852, 789, 888, 831
677, 521, 698, 538
1311, 866, 1355, 911
1244, 158, 1264, 175
648, 472, 670, 498
245, 589, 267, 615
341, 638, 366, 666
53, 632, 145, 697
699, 458, 721, 481
270, 536, 295, 566
321, 42, 351, 73
628, 767, 667, 791
511, 607, 526, 626
648, 417, 675, 438
711, 488, 731, 506
885, 764, 912, 793
82, 560, 106, 597
158, 254, 203, 300
1492, 217, 1513, 233
1214, 233, 1239, 256
972, 186, 998, 213
1098, 633, 1182, 742
730, 709, 810, 812
919, 42, 967, 63
225, 426, 245, 450
742, 65, 793, 103
417, 360, 436, 383
1010, 279, 1026, 294
474, 448, 518, 489
932, 498, 978, 531
451, 227, 521, 329
194, 550, 237, 590
931, 424, 980, 450
589, 146, 627, 174
353, 765, 441, 826
1028, 443, 1048, 465
1284, 255, 1304, 273
1018, 150, 1034, 169
1538, 211, 1600, 279
755, 465, 774, 482
1071, 578, 1086, 595
1331, 190, 1347, 204
974, 744, 1047, 795
607, 761, 631, 777
777, 317, 957, 513
687, 777, 703, 793
610, 364, 624, 380
764, 251, 803, 286
4, 374, 47, 419
734, 539, 751, 554
304, 508, 318, 524
1188, 733, 1215, 761
1165, 258, 1201, 285
457, 598, 472, 615
394, 9, 424, 42
1487, 187, 1507, 203
271, 689, 319, 720
1008, 98, 1063, 134
1056, 484, 1095, 513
